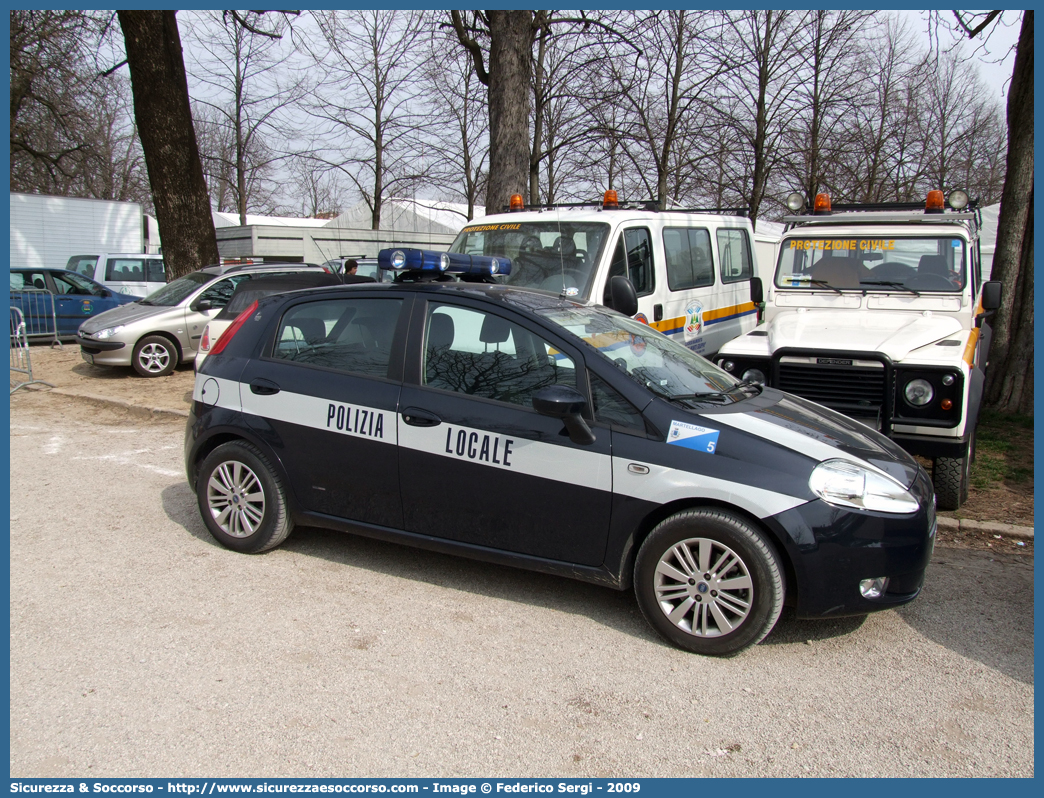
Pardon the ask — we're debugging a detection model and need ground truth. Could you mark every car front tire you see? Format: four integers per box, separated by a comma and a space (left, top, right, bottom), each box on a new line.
634, 509, 784, 657
196, 441, 293, 553
132, 334, 178, 377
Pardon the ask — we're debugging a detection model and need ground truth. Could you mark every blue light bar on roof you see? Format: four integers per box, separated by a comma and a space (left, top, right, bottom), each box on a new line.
378, 248, 450, 272
446, 252, 513, 276
377, 248, 512, 276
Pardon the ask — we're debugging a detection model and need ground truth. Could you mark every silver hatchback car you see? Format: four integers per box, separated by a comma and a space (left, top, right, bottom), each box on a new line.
77, 262, 331, 377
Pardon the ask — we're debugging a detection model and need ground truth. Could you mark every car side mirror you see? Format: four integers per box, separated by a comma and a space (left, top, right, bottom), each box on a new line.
532, 385, 596, 446
981, 280, 1001, 311
750, 277, 764, 304
606, 275, 639, 317
193, 299, 214, 312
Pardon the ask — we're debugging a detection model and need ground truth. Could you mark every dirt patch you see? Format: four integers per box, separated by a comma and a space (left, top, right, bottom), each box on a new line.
935, 523, 1033, 556
13, 341, 195, 412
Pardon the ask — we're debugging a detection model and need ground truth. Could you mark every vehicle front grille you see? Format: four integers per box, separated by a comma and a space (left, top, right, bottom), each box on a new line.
777, 359, 887, 426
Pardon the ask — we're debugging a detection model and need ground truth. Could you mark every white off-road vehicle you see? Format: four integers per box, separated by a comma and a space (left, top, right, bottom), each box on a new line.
715, 190, 1001, 510
447, 192, 779, 358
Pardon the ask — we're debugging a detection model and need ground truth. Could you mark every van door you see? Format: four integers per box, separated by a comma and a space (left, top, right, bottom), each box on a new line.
600, 226, 660, 323
143, 257, 167, 296
657, 225, 723, 358
705, 227, 758, 354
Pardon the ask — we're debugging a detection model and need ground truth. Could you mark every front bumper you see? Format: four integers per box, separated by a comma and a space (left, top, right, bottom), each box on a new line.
79, 335, 131, 366
765, 465, 936, 618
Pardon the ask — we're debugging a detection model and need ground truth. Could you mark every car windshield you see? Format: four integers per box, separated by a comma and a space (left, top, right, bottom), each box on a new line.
137, 272, 215, 306
449, 221, 611, 299
537, 303, 753, 405
775, 236, 967, 293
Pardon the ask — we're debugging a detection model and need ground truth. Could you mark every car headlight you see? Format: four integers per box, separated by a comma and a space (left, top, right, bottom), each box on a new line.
809, 459, 919, 514
904, 378, 934, 407
741, 368, 766, 385
92, 326, 125, 340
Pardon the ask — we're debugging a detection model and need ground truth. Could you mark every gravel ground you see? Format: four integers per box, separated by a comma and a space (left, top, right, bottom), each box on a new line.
8, 391, 1034, 778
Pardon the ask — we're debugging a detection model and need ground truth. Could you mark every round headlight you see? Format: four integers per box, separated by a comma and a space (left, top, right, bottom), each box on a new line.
786, 192, 805, 212
942, 374, 955, 386
904, 378, 934, 407
948, 190, 969, 210
391, 250, 406, 269
721, 360, 735, 372
741, 368, 766, 385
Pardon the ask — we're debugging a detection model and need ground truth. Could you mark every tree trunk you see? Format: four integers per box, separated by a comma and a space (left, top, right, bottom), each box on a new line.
984, 10, 1033, 413
118, 10, 219, 278
486, 10, 533, 213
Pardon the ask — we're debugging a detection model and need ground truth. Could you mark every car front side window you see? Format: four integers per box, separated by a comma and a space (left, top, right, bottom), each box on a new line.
423, 302, 576, 407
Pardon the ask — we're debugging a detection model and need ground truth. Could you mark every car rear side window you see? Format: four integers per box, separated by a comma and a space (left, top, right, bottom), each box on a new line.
424, 302, 576, 407
273, 298, 403, 378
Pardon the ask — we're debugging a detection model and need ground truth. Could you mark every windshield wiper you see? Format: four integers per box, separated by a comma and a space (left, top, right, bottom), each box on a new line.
641, 381, 728, 403
860, 280, 921, 296
786, 276, 842, 295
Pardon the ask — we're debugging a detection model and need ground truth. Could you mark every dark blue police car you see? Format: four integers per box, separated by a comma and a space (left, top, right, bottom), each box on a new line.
185, 248, 936, 656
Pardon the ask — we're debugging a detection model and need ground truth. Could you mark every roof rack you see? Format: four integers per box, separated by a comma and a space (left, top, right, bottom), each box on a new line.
828, 199, 979, 213
500, 200, 749, 216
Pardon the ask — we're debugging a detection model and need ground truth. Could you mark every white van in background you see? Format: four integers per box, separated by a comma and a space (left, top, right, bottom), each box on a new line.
66, 253, 166, 297
448, 192, 774, 358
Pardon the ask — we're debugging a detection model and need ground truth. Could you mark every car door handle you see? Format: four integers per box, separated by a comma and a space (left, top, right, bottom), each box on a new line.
402, 407, 441, 427
250, 378, 280, 396
654, 303, 664, 322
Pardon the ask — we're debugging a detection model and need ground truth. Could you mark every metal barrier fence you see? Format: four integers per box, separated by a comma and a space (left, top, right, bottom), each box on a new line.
9, 288, 62, 348
10, 307, 54, 394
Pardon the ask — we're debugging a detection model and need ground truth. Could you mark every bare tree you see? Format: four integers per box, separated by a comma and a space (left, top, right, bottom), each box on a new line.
716, 10, 809, 223
118, 10, 218, 277
184, 10, 305, 224
597, 10, 732, 208
785, 10, 876, 204
420, 18, 489, 220
306, 10, 429, 230
451, 10, 534, 213
970, 10, 1033, 414
285, 158, 348, 218
10, 10, 150, 207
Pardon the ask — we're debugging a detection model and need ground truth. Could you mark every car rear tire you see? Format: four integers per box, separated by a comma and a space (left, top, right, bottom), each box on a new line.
634, 509, 784, 657
196, 441, 293, 553
934, 437, 972, 511
132, 334, 177, 377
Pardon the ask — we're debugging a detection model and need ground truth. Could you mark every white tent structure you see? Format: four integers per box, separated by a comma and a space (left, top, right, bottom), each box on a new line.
213, 199, 485, 263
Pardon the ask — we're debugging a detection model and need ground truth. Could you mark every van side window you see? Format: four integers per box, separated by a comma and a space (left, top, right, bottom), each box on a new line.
146, 260, 166, 282
66, 256, 98, 278
603, 228, 655, 303
663, 228, 714, 290
717, 229, 753, 283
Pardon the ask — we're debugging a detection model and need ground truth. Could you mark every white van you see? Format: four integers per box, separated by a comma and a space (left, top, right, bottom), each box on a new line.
65, 253, 166, 298
447, 192, 773, 357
